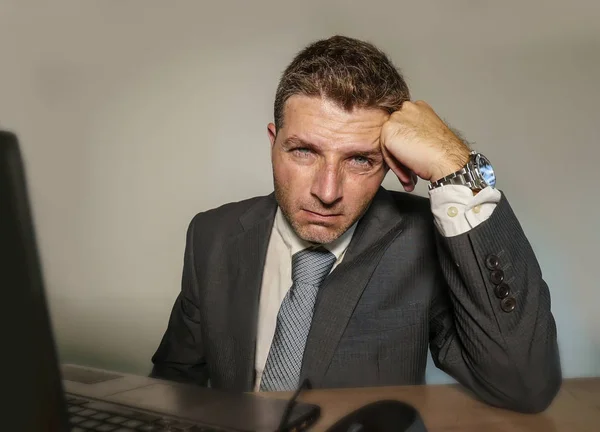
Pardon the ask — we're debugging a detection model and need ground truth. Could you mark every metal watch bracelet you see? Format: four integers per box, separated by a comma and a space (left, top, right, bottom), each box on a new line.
428, 165, 480, 191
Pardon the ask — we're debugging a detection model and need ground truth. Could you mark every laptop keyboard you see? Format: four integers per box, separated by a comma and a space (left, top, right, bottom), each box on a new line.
66, 395, 223, 431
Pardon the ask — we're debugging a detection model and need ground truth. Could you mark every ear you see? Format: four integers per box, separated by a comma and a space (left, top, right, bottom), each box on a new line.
267, 123, 277, 148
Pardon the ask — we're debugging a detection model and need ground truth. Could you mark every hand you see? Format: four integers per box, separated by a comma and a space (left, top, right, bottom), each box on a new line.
380, 100, 471, 192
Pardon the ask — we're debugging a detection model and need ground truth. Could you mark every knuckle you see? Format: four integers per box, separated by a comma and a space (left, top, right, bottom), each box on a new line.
390, 110, 403, 119
414, 100, 428, 106
381, 121, 398, 137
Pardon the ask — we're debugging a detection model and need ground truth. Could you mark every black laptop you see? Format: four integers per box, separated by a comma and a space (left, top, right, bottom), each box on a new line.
0, 130, 320, 432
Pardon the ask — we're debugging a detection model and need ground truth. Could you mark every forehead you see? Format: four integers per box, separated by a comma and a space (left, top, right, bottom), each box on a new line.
281, 95, 389, 146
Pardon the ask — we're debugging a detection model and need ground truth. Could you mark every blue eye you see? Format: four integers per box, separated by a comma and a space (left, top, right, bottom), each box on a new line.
293, 148, 312, 157
352, 156, 370, 165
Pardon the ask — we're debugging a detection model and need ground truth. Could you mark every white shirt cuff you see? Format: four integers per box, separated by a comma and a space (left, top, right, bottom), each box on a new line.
429, 185, 501, 237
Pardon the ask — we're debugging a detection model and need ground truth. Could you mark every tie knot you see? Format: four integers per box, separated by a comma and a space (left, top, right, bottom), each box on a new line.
291, 246, 336, 286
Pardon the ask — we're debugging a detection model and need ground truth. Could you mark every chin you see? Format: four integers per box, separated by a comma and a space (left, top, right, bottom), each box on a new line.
296, 225, 344, 245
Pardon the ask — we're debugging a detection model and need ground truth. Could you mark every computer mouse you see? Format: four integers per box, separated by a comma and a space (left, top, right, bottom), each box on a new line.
324, 400, 428, 432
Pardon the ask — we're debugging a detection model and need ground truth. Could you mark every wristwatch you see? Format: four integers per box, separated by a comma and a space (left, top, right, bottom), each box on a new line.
428, 151, 496, 191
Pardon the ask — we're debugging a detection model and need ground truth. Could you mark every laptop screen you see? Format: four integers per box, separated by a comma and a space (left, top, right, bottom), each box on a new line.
0, 131, 69, 431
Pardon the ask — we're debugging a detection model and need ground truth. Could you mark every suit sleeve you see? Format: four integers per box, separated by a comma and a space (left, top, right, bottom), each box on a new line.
150, 216, 210, 386
428, 192, 562, 413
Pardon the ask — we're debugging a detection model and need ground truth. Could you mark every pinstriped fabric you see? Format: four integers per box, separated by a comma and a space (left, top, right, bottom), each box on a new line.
260, 247, 336, 391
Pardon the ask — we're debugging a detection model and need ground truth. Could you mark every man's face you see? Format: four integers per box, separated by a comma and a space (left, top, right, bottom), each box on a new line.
269, 95, 389, 244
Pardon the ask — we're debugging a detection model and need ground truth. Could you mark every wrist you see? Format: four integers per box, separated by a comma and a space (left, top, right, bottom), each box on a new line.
430, 165, 461, 183
429, 142, 471, 183
430, 152, 470, 182
429, 149, 495, 193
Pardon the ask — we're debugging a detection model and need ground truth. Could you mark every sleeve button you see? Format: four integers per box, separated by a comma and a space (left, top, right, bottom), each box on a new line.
490, 269, 504, 285
485, 254, 500, 270
501, 297, 516, 313
494, 283, 510, 299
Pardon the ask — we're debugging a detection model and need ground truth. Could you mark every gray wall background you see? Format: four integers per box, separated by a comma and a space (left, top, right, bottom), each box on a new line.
1, 0, 598, 384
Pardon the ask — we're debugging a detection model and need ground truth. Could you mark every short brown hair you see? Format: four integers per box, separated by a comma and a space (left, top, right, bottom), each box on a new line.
274, 35, 410, 129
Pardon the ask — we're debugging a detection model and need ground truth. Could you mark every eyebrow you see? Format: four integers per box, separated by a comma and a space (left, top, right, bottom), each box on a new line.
352, 149, 383, 159
282, 135, 383, 159
281, 136, 315, 149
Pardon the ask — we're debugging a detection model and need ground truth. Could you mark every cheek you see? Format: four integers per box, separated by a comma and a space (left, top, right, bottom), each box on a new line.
273, 156, 314, 196
275, 154, 312, 180
272, 153, 292, 182
343, 170, 385, 202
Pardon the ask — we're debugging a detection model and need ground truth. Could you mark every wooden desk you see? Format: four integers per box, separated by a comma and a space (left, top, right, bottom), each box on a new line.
265, 378, 600, 431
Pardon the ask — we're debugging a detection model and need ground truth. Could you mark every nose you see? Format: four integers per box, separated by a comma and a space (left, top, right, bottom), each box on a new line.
310, 163, 343, 206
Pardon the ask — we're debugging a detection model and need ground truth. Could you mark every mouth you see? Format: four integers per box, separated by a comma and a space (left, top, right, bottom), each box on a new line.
303, 209, 342, 220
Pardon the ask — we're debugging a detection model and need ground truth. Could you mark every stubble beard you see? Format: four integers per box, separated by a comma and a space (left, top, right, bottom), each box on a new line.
273, 180, 371, 245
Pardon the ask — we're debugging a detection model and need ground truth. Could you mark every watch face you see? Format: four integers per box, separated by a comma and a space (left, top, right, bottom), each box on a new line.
476, 154, 496, 187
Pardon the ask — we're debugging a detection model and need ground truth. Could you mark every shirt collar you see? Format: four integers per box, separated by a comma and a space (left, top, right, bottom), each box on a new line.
274, 207, 357, 260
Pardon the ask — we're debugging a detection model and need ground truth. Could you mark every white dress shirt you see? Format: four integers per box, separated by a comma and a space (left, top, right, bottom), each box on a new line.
253, 185, 502, 391
429, 185, 501, 237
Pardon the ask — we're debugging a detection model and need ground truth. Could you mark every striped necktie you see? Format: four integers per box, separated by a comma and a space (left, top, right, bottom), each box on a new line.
260, 246, 336, 391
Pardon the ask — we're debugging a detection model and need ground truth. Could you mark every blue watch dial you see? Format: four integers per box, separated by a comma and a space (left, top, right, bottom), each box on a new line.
476, 154, 496, 188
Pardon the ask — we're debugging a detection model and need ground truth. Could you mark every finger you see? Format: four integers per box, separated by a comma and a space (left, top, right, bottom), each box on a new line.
381, 145, 410, 182
381, 145, 415, 191
394, 161, 416, 192
383, 153, 413, 188
411, 171, 419, 186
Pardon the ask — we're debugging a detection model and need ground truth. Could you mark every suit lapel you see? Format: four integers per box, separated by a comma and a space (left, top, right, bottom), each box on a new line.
300, 187, 405, 386
220, 194, 277, 391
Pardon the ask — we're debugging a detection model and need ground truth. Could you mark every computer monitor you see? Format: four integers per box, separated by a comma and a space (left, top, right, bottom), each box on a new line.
0, 130, 69, 431
0, 130, 325, 432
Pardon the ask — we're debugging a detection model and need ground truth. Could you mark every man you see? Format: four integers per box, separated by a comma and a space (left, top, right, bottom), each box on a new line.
151, 36, 561, 413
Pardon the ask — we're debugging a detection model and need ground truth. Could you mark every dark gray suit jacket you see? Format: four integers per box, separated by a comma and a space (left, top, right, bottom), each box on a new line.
151, 187, 561, 413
